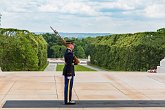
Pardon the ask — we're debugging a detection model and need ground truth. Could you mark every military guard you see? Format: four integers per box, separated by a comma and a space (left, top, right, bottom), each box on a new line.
49, 27, 78, 104
63, 40, 79, 105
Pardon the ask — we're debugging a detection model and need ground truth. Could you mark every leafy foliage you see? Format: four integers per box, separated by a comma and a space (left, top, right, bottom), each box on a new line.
42, 33, 95, 58
90, 29, 165, 71
0, 28, 47, 71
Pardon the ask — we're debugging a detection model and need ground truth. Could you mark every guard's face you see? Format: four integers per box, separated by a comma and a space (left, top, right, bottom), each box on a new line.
67, 44, 74, 50
70, 44, 74, 50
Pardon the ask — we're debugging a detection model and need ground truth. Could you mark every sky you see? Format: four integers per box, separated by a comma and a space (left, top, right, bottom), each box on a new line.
0, 0, 165, 33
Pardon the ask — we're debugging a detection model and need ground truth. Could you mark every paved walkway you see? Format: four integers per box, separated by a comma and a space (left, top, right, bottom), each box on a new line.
1, 71, 165, 110
44, 63, 57, 71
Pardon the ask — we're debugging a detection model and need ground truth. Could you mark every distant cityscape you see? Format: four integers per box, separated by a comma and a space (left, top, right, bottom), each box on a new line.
34, 32, 111, 38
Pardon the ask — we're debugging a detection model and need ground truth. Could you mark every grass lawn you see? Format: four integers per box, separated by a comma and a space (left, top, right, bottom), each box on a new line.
56, 64, 96, 71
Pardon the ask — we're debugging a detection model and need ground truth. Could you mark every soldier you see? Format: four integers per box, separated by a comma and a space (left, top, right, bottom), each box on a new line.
49, 27, 78, 104
63, 40, 76, 105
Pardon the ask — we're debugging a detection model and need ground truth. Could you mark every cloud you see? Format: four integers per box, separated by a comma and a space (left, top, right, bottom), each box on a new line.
144, 4, 165, 18
96, 0, 165, 19
1, 0, 165, 18
0, 0, 165, 33
0, 0, 42, 13
38, 1, 98, 16
91, 0, 146, 11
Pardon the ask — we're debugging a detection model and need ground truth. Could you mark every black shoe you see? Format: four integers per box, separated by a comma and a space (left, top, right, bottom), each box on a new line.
65, 101, 76, 105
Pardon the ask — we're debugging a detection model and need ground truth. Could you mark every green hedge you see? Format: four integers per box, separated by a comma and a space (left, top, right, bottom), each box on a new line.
90, 28, 165, 71
0, 28, 47, 71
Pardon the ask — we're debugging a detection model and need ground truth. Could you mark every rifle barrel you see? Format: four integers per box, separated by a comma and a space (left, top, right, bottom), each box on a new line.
50, 26, 66, 46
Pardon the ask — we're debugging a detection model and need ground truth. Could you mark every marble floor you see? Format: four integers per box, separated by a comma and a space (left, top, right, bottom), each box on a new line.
0, 71, 165, 110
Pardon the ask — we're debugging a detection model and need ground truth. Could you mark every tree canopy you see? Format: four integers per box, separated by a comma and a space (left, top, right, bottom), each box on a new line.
42, 33, 94, 59
0, 28, 47, 71
89, 28, 165, 71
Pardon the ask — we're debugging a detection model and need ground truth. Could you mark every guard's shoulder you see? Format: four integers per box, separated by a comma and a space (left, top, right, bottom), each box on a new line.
66, 49, 72, 54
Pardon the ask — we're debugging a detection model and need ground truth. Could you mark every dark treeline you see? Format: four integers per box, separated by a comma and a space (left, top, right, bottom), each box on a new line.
0, 28, 48, 71
90, 28, 165, 71
42, 33, 95, 58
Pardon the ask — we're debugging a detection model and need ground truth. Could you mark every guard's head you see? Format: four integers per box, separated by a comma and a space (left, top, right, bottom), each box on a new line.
66, 40, 74, 50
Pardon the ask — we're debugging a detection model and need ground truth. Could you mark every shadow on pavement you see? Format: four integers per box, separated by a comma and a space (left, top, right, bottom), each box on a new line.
3, 100, 165, 108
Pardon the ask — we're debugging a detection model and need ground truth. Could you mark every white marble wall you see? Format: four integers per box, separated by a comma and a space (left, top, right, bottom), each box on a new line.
157, 58, 165, 73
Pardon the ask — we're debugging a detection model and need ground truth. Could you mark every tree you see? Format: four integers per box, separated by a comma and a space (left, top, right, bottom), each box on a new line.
50, 45, 66, 58
75, 46, 86, 58
90, 28, 165, 71
0, 28, 47, 71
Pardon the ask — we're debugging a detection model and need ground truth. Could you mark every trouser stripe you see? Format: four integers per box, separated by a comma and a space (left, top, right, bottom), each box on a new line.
67, 79, 70, 103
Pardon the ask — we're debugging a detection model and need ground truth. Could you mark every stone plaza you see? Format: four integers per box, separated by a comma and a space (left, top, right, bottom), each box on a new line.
0, 71, 165, 110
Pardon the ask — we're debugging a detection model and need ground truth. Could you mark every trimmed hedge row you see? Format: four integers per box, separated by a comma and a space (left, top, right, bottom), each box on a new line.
0, 28, 47, 71
90, 28, 165, 71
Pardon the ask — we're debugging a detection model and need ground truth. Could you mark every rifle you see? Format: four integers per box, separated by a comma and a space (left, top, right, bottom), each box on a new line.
50, 26, 80, 65
50, 26, 66, 46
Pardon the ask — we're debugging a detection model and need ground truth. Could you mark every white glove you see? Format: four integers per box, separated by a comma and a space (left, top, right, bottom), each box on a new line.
67, 76, 72, 80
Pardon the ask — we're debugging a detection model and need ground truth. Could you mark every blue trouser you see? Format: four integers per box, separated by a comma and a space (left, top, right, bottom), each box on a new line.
64, 76, 74, 103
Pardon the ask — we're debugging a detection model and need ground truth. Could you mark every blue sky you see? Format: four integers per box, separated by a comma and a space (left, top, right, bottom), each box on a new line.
0, 0, 165, 33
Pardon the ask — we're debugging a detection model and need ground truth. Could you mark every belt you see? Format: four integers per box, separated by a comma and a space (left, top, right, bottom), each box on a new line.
65, 63, 74, 65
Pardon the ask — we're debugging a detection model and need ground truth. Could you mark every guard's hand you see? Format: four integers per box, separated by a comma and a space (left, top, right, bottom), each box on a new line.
67, 76, 72, 80
67, 73, 72, 76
